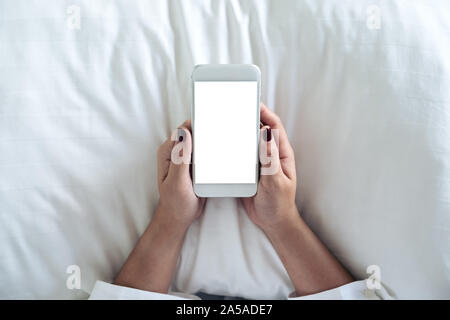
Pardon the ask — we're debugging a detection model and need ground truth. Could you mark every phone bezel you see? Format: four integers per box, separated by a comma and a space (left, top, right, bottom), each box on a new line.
191, 64, 261, 197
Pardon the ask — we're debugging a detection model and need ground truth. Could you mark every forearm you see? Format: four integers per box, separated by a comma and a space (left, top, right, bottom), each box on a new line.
114, 206, 188, 293
263, 207, 354, 297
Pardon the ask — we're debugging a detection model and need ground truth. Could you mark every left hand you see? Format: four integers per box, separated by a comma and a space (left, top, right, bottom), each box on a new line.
114, 120, 205, 293
156, 120, 206, 229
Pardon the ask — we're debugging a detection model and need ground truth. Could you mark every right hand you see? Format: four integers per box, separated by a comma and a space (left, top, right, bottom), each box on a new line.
241, 103, 299, 232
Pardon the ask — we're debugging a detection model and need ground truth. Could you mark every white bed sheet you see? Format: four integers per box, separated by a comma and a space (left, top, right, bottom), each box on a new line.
0, 0, 449, 299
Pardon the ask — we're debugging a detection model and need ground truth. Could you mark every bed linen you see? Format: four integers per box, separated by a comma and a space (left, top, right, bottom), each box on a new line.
0, 0, 449, 299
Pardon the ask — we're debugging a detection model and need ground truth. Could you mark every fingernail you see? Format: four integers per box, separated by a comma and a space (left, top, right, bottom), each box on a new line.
264, 127, 272, 142
177, 128, 185, 142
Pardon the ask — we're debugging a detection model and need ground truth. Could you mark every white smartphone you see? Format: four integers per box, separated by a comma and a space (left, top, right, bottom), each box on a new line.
191, 64, 261, 197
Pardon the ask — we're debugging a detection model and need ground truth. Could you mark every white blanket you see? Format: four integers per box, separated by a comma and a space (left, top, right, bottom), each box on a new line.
0, 0, 449, 299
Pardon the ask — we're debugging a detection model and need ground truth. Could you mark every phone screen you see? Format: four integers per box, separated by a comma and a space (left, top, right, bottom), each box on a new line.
194, 81, 258, 184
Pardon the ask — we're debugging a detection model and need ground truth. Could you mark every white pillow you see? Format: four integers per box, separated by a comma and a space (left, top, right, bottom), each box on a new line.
0, 0, 448, 299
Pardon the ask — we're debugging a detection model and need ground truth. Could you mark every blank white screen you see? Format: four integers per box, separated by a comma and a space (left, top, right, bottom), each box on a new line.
194, 81, 257, 184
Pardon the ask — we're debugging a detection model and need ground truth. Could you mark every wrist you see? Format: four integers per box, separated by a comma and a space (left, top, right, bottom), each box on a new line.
152, 204, 191, 237
260, 205, 303, 238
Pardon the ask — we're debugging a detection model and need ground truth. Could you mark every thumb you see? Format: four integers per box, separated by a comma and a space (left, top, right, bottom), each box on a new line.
168, 127, 192, 178
259, 126, 282, 178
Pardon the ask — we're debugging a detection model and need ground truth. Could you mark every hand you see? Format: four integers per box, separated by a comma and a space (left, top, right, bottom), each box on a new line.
114, 120, 205, 293
241, 103, 298, 232
242, 103, 353, 296
157, 120, 205, 229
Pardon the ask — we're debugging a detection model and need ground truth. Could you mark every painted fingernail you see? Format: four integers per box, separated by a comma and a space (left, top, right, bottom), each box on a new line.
177, 128, 185, 142
264, 127, 272, 142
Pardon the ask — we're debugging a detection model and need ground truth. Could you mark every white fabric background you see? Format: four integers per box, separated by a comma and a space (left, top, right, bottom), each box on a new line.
0, 0, 449, 299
